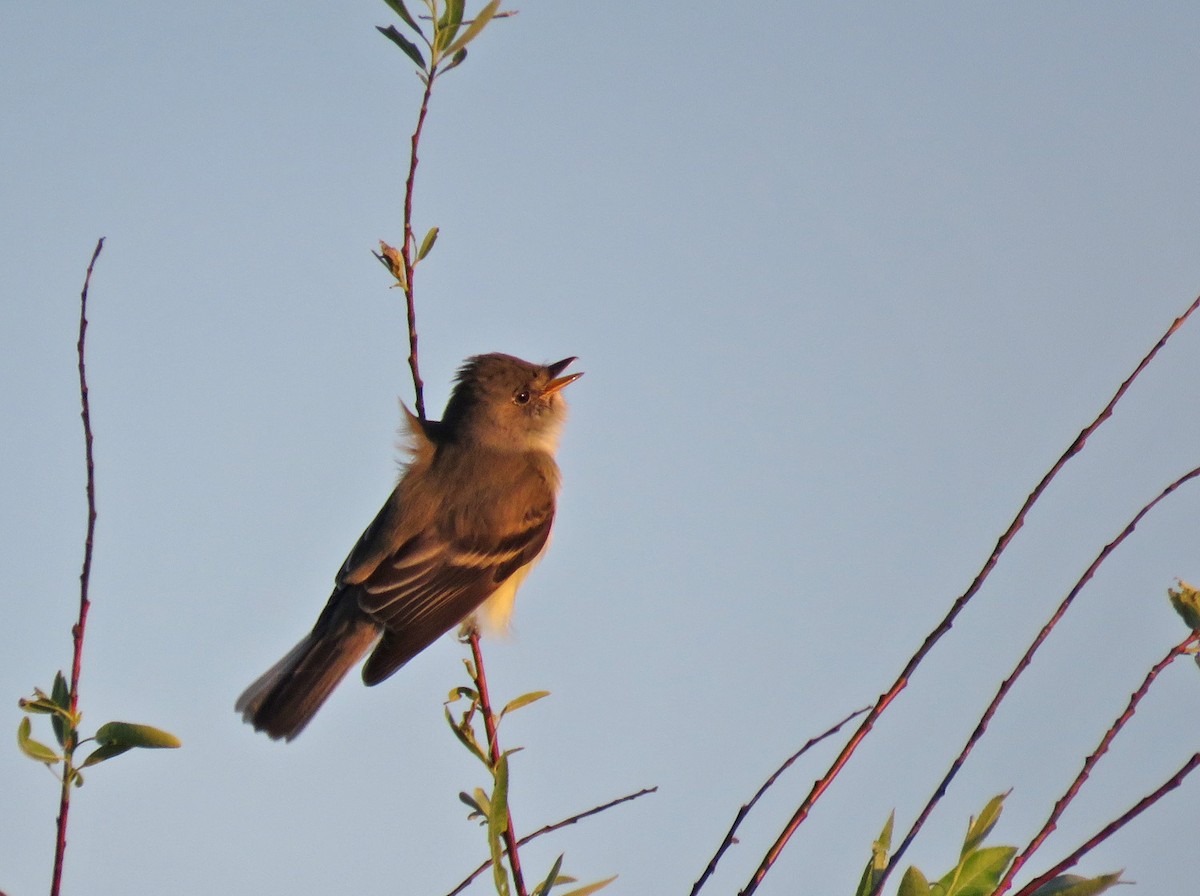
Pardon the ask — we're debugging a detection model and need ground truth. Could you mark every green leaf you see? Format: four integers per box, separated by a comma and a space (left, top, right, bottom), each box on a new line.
488, 753, 510, 841
962, 793, 1008, 858
558, 877, 617, 896
18, 695, 59, 714
448, 685, 478, 703
897, 866, 932, 896
417, 226, 440, 261
377, 24, 427, 69
1168, 581, 1200, 632
17, 717, 61, 764
381, 0, 424, 36
532, 854, 564, 896
937, 845, 1016, 896
51, 671, 71, 746
80, 742, 133, 768
855, 811, 895, 896
94, 721, 181, 749
486, 757, 511, 896
501, 689, 550, 718
444, 705, 489, 766
435, 0, 466, 53
1030, 872, 1125, 896
442, 47, 468, 74
443, 0, 501, 58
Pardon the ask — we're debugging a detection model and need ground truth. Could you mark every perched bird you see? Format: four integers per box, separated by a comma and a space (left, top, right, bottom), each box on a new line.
237, 353, 582, 740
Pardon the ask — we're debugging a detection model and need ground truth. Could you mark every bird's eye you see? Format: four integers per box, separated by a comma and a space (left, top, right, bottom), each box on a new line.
513, 389, 532, 405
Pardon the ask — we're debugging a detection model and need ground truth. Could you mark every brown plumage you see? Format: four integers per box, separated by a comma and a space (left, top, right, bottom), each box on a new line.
236, 354, 581, 741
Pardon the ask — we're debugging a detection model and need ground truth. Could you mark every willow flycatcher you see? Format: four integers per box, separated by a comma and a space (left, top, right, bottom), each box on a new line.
237, 353, 581, 740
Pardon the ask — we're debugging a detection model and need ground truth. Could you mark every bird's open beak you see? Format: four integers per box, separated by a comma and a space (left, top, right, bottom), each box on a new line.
543, 356, 583, 395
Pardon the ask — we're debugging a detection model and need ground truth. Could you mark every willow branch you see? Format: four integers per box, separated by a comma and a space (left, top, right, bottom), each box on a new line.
445, 786, 657, 896
994, 632, 1200, 896
689, 706, 869, 896
1012, 753, 1200, 896
877, 466, 1200, 894
468, 629, 528, 896
401, 65, 436, 420
53, 237, 105, 896
737, 293, 1200, 896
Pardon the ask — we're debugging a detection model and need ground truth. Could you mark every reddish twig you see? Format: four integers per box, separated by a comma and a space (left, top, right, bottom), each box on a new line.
445, 786, 657, 896
690, 706, 869, 896
877, 466, 1200, 894
1012, 752, 1200, 896
401, 64, 436, 421
468, 629, 528, 896
53, 237, 105, 896
738, 294, 1200, 896
994, 632, 1200, 896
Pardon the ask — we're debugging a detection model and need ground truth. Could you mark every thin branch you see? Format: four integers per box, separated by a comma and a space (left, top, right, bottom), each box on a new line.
1012, 752, 1200, 896
689, 706, 870, 896
445, 786, 658, 896
468, 629, 528, 896
401, 63, 437, 420
53, 237, 105, 896
877, 466, 1200, 893
993, 632, 1200, 896
736, 293, 1200, 896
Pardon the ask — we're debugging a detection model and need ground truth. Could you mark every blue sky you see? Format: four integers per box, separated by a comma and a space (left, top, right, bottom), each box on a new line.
4, 3, 1200, 894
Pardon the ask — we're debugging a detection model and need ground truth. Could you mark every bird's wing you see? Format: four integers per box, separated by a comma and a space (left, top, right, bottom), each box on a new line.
356, 497, 556, 685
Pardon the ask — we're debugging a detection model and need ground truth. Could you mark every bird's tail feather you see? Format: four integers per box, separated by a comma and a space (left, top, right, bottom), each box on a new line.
236, 612, 379, 741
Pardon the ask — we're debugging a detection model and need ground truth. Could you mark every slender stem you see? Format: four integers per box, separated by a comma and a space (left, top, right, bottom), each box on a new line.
402, 65, 436, 421
445, 786, 657, 896
689, 707, 869, 896
468, 630, 528, 896
877, 466, 1200, 894
993, 632, 1199, 896
737, 293, 1200, 896
1012, 753, 1200, 896
53, 237, 105, 896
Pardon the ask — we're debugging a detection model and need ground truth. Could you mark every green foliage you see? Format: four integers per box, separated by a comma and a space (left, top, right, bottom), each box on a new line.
17, 670, 180, 789
854, 812, 894, 896
1168, 580, 1200, 632
859, 795, 1124, 896
446, 669, 613, 896
377, 0, 507, 82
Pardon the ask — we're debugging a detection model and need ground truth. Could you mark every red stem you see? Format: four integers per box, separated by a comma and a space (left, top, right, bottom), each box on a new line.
877, 466, 1200, 893
994, 632, 1199, 895
468, 630, 528, 896
53, 237, 104, 896
402, 67, 436, 421
1012, 752, 1200, 896
737, 293, 1200, 896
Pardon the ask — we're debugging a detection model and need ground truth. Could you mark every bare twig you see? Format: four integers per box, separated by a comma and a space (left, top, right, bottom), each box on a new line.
401, 63, 436, 420
690, 706, 869, 896
445, 786, 658, 896
53, 237, 105, 896
877, 466, 1200, 893
468, 629, 528, 896
994, 632, 1200, 896
737, 294, 1200, 896
1012, 752, 1200, 896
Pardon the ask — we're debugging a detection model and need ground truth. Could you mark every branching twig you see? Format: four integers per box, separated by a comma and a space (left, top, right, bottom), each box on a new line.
445, 786, 658, 896
689, 706, 869, 896
468, 629, 528, 896
53, 237, 105, 896
735, 294, 1200, 896
401, 67, 435, 420
1011, 752, 1200, 896
993, 632, 1200, 896
877, 466, 1200, 893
